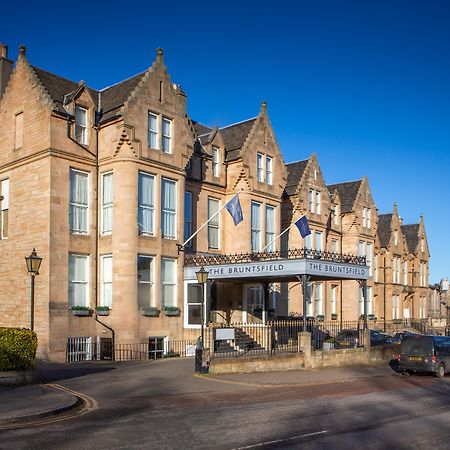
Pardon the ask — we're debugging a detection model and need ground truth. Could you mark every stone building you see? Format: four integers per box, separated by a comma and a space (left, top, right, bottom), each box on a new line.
0, 44, 431, 361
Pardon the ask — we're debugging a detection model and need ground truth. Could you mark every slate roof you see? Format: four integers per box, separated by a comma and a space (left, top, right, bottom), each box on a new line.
220, 118, 256, 161
327, 180, 362, 213
284, 159, 309, 196
377, 214, 393, 248
31, 65, 146, 122
401, 224, 420, 253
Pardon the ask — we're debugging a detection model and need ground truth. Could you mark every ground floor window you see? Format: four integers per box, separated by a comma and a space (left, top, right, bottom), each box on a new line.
161, 258, 177, 307
68, 254, 89, 307
67, 337, 92, 362
186, 283, 202, 326
137, 255, 154, 307
419, 297, 427, 319
331, 284, 338, 315
392, 295, 400, 319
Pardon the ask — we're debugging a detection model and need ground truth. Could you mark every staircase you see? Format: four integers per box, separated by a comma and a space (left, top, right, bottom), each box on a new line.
212, 327, 267, 357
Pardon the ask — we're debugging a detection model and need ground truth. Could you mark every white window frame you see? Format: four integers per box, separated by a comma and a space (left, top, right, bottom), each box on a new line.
403, 260, 408, 286
331, 239, 339, 254
101, 172, 113, 235
161, 178, 176, 240
314, 231, 322, 252
184, 280, 204, 329
362, 207, 366, 228
69, 169, 89, 235
309, 189, 314, 213
266, 156, 273, 185
1, 178, 9, 239
315, 191, 321, 214
100, 255, 113, 308
68, 254, 89, 307
162, 117, 172, 153
161, 258, 177, 307
265, 205, 275, 252
212, 147, 219, 178
315, 282, 323, 316
208, 197, 220, 249
367, 208, 371, 228
75, 105, 88, 145
137, 254, 155, 308
331, 284, 338, 315
366, 243, 372, 276
148, 112, 158, 149
392, 295, 400, 320
184, 191, 193, 248
374, 254, 379, 282
257, 153, 264, 183
333, 204, 339, 225
138, 172, 155, 236
251, 201, 262, 252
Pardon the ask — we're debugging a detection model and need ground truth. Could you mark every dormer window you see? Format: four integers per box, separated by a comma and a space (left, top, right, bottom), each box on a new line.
212, 147, 220, 177
266, 156, 273, 185
75, 106, 88, 145
421, 237, 425, 253
333, 204, 339, 225
257, 153, 264, 182
148, 113, 173, 153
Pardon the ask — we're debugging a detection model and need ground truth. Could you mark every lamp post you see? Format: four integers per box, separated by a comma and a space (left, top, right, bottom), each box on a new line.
195, 266, 209, 349
25, 248, 42, 331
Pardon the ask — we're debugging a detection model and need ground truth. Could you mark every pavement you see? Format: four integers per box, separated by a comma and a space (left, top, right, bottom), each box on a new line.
0, 358, 398, 427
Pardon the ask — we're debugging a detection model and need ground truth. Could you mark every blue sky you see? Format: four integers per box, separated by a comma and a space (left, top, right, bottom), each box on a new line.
3, 0, 449, 282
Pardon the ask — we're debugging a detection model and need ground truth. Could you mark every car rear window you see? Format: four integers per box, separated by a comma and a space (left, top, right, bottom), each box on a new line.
401, 336, 433, 355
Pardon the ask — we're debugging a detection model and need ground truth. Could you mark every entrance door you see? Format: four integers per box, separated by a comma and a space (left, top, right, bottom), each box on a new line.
244, 284, 264, 324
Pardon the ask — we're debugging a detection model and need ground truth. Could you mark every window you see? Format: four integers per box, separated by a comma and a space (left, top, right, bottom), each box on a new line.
420, 262, 427, 287
1, 179, 9, 239
393, 256, 400, 284
68, 254, 89, 307
265, 205, 275, 252
138, 172, 155, 235
70, 169, 88, 234
392, 295, 400, 319
186, 283, 202, 326
358, 287, 372, 315
419, 297, 426, 319
333, 204, 339, 225
161, 258, 176, 307
367, 287, 373, 315
101, 172, 113, 235
137, 255, 154, 307
366, 243, 372, 276
315, 283, 323, 316
331, 239, 339, 254
162, 117, 172, 153
393, 230, 398, 246
257, 153, 264, 182
208, 198, 220, 249
266, 156, 273, 185
212, 147, 219, 177
421, 238, 425, 253
362, 207, 366, 228
331, 285, 338, 315
362, 207, 371, 228
359, 287, 364, 316
403, 260, 408, 286
309, 189, 314, 213
100, 255, 112, 307
14, 112, 23, 149
304, 233, 312, 251
358, 241, 365, 258
314, 231, 322, 253
306, 282, 313, 317
251, 201, 262, 252
374, 254, 379, 282
309, 190, 320, 214
184, 192, 192, 247
161, 178, 176, 239
315, 191, 321, 215
148, 112, 158, 149
367, 208, 371, 228
75, 106, 88, 145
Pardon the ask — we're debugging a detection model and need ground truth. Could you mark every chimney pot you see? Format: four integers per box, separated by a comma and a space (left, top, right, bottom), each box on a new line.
0, 43, 7, 59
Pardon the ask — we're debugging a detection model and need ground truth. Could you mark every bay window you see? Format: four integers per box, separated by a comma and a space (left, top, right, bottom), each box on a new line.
208, 197, 220, 249
265, 205, 275, 252
100, 255, 112, 307
68, 254, 89, 307
70, 169, 89, 234
137, 255, 154, 308
161, 178, 176, 239
161, 258, 177, 307
138, 172, 155, 235
101, 172, 113, 235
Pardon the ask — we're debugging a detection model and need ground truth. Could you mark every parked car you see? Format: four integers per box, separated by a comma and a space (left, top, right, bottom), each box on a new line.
391, 331, 418, 345
398, 335, 450, 378
334, 329, 392, 349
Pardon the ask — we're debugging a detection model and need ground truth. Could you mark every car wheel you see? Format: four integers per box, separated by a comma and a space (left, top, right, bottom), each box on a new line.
435, 363, 445, 379
401, 370, 410, 376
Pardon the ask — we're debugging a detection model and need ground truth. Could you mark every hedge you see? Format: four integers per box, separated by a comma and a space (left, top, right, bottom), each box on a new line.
0, 328, 37, 371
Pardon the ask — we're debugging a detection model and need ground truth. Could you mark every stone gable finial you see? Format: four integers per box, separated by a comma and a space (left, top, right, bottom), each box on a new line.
261, 100, 267, 114
19, 45, 27, 57
156, 47, 164, 64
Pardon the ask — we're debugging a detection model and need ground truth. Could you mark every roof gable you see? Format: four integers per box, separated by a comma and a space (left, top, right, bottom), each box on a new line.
285, 159, 308, 196
327, 180, 362, 213
220, 118, 257, 161
377, 214, 393, 248
401, 224, 420, 254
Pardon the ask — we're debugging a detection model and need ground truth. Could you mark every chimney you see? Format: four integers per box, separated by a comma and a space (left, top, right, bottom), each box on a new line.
0, 43, 13, 100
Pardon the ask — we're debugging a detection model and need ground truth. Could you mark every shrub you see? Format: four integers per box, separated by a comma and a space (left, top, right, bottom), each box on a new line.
162, 306, 180, 312
70, 305, 90, 311
0, 328, 37, 371
95, 306, 110, 312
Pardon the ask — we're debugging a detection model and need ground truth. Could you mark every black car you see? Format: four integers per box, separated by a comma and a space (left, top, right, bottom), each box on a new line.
398, 335, 450, 378
391, 331, 418, 345
334, 329, 392, 349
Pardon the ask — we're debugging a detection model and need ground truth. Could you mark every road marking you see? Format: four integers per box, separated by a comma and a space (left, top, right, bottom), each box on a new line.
0, 383, 97, 431
233, 430, 329, 449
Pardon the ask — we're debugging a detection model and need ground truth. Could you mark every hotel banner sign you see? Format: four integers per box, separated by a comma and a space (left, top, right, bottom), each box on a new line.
184, 258, 369, 281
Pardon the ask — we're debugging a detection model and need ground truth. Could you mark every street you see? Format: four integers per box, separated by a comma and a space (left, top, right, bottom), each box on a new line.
1, 359, 450, 449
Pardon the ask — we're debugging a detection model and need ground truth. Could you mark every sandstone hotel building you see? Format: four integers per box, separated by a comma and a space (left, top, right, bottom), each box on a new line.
0, 44, 430, 361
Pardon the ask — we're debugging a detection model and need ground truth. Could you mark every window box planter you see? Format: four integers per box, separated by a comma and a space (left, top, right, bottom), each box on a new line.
140, 307, 160, 317
331, 314, 338, 321
316, 315, 325, 321
70, 306, 90, 317
368, 314, 377, 321
95, 306, 110, 317
162, 306, 180, 317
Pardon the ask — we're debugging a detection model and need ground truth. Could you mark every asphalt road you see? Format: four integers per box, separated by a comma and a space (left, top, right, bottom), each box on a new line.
1, 359, 450, 449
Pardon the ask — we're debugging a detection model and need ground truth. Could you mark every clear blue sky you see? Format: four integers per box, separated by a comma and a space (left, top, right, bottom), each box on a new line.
3, 0, 449, 282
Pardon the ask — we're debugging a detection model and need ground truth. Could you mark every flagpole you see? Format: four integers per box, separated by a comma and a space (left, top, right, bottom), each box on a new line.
261, 215, 305, 252
178, 190, 242, 252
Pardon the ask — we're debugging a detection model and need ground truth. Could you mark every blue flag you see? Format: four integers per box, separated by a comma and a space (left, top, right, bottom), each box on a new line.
225, 194, 243, 225
294, 215, 311, 238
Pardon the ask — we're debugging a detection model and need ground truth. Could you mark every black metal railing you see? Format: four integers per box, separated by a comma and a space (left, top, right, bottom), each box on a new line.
184, 248, 366, 267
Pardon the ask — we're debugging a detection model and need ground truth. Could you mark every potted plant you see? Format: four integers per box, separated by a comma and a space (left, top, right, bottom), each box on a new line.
95, 306, 110, 316
331, 313, 338, 321
140, 306, 160, 317
70, 306, 90, 317
162, 305, 180, 317
322, 336, 335, 350
316, 314, 325, 322
368, 314, 376, 321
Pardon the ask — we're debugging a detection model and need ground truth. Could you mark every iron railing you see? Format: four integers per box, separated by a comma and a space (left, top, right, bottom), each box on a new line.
184, 248, 366, 267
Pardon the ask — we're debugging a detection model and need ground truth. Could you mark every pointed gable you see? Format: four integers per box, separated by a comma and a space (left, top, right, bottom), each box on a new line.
401, 224, 420, 254
285, 159, 308, 196
220, 118, 257, 161
377, 214, 393, 248
327, 180, 362, 213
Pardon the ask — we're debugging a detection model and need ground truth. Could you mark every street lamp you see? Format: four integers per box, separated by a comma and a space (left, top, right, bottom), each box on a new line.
25, 248, 42, 331
195, 266, 209, 349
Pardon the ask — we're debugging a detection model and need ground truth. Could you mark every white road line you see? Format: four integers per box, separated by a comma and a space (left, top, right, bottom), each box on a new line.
233, 430, 329, 449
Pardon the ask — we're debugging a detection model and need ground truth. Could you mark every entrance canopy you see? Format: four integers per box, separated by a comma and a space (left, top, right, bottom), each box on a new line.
184, 248, 369, 283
